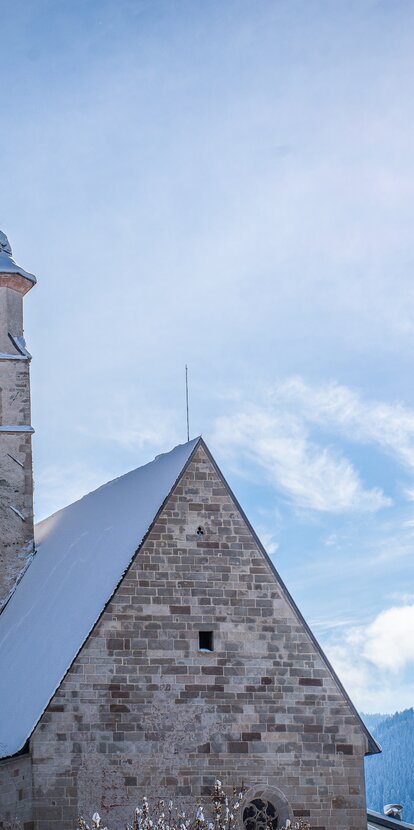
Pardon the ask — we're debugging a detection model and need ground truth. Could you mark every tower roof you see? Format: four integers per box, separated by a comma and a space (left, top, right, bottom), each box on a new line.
0, 231, 36, 285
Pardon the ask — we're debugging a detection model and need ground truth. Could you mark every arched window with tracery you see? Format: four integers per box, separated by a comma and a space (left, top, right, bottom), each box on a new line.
242, 787, 291, 830
243, 798, 279, 830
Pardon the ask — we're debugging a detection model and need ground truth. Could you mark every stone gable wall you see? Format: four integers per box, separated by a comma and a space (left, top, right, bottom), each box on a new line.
19, 446, 367, 830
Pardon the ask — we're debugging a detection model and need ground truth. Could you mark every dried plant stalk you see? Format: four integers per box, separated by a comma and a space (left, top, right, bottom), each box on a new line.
77, 782, 310, 830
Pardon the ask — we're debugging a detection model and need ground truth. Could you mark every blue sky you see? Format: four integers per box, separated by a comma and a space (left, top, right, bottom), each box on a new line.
3, 0, 414, 712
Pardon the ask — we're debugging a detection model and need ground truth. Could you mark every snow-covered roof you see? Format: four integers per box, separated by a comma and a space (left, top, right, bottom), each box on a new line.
0, 250, 36, 284
0, 231, 36, 284
0, 437, 200, 759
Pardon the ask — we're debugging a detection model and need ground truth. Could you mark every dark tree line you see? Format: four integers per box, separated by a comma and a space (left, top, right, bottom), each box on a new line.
363, 708, 414, 823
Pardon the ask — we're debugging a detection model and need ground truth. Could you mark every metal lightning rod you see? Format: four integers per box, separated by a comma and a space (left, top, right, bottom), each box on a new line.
185, 364, 190, 442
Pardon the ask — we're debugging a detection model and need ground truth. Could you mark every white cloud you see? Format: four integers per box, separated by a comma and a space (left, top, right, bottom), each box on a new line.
362, 604, 414, 672
213, 404, 390, 514
322, 603, 414, 711
325, 642, 373, 703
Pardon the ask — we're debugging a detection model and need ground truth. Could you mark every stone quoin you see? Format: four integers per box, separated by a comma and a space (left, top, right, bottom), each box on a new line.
0, 230, 36, 610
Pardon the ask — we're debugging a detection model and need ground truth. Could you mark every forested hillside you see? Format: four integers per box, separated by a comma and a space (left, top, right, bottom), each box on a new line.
363, 708, 414, 823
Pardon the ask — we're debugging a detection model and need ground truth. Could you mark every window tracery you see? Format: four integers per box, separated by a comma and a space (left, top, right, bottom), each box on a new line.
243, 798, 279, 830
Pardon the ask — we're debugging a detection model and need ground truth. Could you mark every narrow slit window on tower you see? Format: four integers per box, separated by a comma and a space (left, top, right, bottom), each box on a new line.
199, 631, 214, 652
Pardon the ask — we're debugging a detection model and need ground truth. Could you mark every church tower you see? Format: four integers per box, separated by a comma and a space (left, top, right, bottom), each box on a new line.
0, 231, 36, 610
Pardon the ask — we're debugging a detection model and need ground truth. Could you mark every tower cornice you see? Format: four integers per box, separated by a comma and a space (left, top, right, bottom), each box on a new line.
0, 272, 36, 294
0, 231, 36, 291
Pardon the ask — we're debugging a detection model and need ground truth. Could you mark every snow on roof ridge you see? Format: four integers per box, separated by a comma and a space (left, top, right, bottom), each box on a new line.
35, 436, 202, 531
0, 436, 200, 758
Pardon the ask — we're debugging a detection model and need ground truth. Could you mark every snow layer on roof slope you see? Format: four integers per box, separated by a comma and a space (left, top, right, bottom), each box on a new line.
0, 437, 199, 759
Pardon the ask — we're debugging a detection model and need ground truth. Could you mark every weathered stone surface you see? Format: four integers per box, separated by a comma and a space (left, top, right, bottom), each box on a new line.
0, 445, 369, 830
0, 754, 33, 828
0, 282, 34, 608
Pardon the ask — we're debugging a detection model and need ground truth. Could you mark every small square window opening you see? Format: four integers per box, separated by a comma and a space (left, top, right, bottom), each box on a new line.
199, 631, 214, 652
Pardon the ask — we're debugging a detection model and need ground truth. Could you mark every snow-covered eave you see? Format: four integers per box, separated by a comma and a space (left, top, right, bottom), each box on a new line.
367, 810, 414, 829
0, 437, 202, 760
0, 740, 30, 764
0, 353, 30, 361
0, 425, 34, 433
0, 258, 36, 284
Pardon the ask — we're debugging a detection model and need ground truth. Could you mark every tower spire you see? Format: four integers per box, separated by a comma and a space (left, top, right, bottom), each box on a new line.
0, 231, 36, 609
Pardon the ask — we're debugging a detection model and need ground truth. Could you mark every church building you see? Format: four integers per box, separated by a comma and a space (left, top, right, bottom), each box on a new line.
0, 233, 379, 830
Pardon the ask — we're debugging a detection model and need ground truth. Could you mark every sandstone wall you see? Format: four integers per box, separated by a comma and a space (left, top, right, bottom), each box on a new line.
24, 445, 369, 830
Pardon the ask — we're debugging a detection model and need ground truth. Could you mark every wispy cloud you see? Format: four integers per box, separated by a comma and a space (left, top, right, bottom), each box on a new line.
79, 394, 181, 452
212, 391, 391, 513
256, 527, 279, 556
212, 378, 414, 516
276, 378, 414, 471
36, 399, 185, 519
35, 462, 110, 520
388, 591, 414, 604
